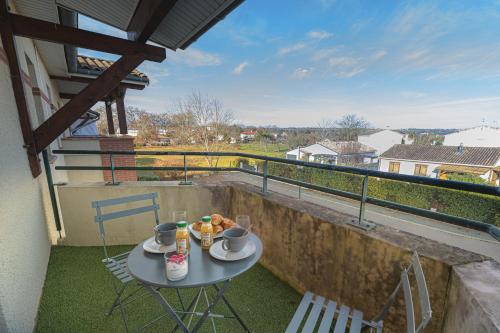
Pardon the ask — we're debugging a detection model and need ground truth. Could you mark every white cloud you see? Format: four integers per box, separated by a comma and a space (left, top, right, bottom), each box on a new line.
328, 57, 358, 67
400, 91, 426, 99
277, 43, 306, 56
327, 57, 366, 78
290, 67, 313, 79
372, 49, 388, 61
308, 30, 333, 40
311, 47, 338, 61
168, 48, 221, 67
232, 61, 249, 75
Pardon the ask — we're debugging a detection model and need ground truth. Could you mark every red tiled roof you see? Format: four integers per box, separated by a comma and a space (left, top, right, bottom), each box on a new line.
77, 55, 148, 83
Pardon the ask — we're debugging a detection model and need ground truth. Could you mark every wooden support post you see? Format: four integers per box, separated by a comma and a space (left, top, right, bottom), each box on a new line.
115, 89, 127, 135
105, 100, 115, 135
0, 0, 41, 177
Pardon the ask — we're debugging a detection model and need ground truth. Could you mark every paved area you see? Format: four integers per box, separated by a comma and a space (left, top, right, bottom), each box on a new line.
220, 173, 500, 263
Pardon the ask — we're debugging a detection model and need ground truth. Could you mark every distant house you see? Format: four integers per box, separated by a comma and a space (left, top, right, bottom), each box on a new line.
358, 129, 412, 155
240, 131, 256, 141
286, 139, 377, 165
379, 144, 500, 184
443, 126, 500, 147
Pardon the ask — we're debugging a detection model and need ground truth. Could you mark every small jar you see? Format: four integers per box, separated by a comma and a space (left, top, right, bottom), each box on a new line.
176, 221, 190, 255
165, 252, 188, 281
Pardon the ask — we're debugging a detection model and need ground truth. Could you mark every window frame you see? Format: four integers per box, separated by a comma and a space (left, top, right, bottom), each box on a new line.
388, 161, 400, 173
414, 164, 428, 176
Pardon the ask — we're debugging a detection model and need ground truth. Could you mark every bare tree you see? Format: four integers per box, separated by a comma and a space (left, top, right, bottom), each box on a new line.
334, 114, 370, 141
173, 91, 233, 166
317, 118, 334, 140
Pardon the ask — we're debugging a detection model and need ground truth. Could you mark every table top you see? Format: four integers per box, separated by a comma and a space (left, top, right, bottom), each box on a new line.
127, 233, 263, 288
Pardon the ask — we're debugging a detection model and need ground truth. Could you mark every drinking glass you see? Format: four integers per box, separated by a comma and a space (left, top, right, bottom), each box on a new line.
173, 210, 187, 223
235, 215, 251, 232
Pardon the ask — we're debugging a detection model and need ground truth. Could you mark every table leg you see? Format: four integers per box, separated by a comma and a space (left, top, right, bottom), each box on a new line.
171, 288, 203, 333
213, 284, 251, 332
143, 284, 190, 333
190, 280, 230, 333
202, 288, 217, 333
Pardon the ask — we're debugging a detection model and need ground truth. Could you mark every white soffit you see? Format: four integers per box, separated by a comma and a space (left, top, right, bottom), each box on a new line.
13, 0, 69, 76
54, 0, 241, 50
56, 0, 140, 30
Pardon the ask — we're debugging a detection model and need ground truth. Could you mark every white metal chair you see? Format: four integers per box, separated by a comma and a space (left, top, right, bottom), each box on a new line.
285, 251, 432, 333
92, 192, 160, 332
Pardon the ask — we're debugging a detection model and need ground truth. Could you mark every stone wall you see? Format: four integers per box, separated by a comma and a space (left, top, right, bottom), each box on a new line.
226, 181, 488, 333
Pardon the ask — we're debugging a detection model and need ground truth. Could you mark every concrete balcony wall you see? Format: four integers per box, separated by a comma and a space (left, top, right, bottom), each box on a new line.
56, 181, 229, 246
55, 179, 500, 333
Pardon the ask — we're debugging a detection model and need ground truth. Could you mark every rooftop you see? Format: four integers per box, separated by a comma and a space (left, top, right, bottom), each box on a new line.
318, 139, 376, 154
380, 144, 500, 166
77, 55, 149, 83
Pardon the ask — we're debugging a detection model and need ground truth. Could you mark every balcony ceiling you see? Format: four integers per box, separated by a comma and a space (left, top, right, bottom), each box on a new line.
56, 0, 243, 50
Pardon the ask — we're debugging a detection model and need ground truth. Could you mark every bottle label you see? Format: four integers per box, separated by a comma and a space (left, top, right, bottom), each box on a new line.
201, 232, 212, 248
177, 239, 188, 255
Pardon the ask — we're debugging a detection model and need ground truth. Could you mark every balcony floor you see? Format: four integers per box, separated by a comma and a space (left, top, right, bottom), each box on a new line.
36, 246, 301, 332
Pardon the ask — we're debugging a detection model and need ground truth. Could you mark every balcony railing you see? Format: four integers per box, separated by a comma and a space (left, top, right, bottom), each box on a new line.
48, 149, 500, 240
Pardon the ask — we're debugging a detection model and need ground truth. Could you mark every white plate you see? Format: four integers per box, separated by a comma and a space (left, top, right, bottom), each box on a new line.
188, 224, 224, 240
209, 240, 256, 261
142, 236, 176, 254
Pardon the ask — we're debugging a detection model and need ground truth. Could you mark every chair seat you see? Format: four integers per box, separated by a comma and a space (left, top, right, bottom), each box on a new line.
103, 252, 134, 284
286, 292, 381, 333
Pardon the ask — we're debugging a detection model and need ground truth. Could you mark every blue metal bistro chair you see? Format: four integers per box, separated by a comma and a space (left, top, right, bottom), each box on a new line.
286, 251, 432, 333
92, 192, 160, 332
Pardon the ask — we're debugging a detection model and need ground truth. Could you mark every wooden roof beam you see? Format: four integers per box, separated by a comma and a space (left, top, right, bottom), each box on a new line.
127, 0, 178, 43
34, 54, 146, 153
10, 13, 165, 62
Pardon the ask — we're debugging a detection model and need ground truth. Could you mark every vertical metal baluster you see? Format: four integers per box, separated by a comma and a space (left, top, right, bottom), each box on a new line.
262, 160, 268, 194
358, 175, 368, 225
180, 153, 192, 185
109, 154, 116, 185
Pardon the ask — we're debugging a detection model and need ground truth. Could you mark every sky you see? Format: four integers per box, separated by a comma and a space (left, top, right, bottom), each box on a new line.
78, 0, 500, 129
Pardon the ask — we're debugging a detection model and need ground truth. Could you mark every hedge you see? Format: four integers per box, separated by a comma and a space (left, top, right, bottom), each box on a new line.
266, 162, 500, 226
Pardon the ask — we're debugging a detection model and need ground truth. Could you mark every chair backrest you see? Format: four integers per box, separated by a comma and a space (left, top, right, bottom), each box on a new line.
373, 251, 432, 333
91, 192, 160, 260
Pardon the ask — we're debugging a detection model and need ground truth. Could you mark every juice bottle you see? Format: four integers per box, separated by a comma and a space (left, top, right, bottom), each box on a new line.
200, 216, 213, 250
176, 221, 190, 255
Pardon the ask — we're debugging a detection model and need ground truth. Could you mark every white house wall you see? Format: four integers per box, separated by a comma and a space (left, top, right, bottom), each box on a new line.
0, 8, 67, 331
379, 158, 441, 177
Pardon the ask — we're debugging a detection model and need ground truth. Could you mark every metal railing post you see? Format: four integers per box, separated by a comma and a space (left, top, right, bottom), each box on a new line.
348, 175, 375, 230
108, 154, 118, 185
42, 150, 62, 238
180, 153, 192, 185
262, 160, 268, 194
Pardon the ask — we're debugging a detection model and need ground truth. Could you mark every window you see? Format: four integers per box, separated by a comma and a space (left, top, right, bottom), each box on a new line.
414, 164, 428, 176
388, 161, 400, 173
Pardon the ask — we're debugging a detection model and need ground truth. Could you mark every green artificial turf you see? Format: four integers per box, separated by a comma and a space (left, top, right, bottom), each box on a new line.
36, 246, 301, 332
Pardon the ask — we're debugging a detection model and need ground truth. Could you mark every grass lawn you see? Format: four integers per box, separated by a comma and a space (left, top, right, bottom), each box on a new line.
36, 246, 300, 332
134, 142, 289, 180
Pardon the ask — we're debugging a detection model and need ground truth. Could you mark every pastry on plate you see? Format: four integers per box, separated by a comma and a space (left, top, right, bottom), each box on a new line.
213, 225, 223, 234
211, 214, 224, 225
221, 218, 236, 230
191, 221, 202, 231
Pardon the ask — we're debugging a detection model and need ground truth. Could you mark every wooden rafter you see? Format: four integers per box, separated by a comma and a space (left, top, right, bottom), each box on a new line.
33, 54, 146, 152
51, 75, 146, 90
0, 0, 41, 176
10, 13, 165, 62
127, 0, 179, 43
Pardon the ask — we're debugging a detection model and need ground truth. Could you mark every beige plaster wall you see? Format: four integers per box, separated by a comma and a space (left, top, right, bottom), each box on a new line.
0, 12, 65, 331
56, 181, 229, 246
61, 138, 104, 183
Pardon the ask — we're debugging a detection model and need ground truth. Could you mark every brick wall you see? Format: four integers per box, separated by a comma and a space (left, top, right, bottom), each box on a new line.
99, 136, 137, 182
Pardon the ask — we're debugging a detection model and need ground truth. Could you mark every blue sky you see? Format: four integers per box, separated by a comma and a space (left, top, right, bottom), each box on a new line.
79, 0, 500, 129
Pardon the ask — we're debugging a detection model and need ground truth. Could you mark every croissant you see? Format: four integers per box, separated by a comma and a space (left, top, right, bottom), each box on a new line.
213, 225, 224, 234
221, 218, 236, 230
211, 214, 224, 225
191, 221, 202, 231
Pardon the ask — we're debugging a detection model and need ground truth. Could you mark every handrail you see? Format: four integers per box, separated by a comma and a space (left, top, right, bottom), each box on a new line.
53, 149, 499, 196
51, 149, 500, 239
